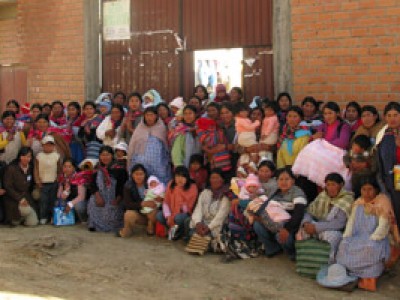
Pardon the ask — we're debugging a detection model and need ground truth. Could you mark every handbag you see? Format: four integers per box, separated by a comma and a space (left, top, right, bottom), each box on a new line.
53, 201, 75, 226
295, 239, 331, 278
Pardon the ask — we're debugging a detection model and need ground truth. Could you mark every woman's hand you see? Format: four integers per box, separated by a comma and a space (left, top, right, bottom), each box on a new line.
278, 228, 290, 244
303, 222, 317, 235
105, 129, 116, 139
64, 204, 71, 214
95, 193, 105, 207
19, 198, 29, 207
312, 132, 324, 140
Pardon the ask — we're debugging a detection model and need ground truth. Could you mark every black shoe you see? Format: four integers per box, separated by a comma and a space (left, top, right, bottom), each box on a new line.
88, 227, 96, 232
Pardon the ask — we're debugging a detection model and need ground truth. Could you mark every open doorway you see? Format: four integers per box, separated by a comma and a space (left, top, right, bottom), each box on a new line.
194, 48, 243, 98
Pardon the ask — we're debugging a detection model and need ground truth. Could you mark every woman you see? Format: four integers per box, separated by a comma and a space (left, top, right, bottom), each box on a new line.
87, 146, 128, 232
122, 92, 143, 143
117, 164, 161, 237
376, 102, 400, 230
67, 101, 85, 165
50, 100, 67, 128
27, 113, 71, 159
214, 84, 230, 103
205, 102, 220, 121
3, 147, 38, 226
336, 177, 399, 291
277, 106, 311, 168
127, 107, 171, 185
253, 167, 307, 259
258, 160, 278, 198
292, 102, 351, 188
353, 105, 385, 145
0, 111, 27, 164
194, 84, 209, 106
344, 101, 362, 135
22, 103, 42, 136
189, 169, 231, 251
220, 103, 239, 178
188, 96, 204, 118
78, 101, 103, 159
96, 104, 125, 148
298, 173, 353, 262
299, 96, 323, 133
156, 166, 198, 239
156, 103, 173, 127
229, 87, 244, 104
276, 92, 293, 128
169, 105, 201, 168
57, 159, 87, 222
5, 99, 20, 114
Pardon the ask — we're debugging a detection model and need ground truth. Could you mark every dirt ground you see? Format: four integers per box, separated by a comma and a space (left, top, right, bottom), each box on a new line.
0, 224, 399, 300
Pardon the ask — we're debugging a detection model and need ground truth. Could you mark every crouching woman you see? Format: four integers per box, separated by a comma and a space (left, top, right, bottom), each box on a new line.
3, 147, 38, 226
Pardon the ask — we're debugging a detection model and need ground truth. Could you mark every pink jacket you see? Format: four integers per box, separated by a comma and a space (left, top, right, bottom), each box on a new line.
261, 115, 279, 137
235, 117, 260, 134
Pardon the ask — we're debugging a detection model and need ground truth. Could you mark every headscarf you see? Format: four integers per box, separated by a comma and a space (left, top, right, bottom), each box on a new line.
142, 89, 162, 109
308, 188, 354, 219
128, 118, 167, 156
147, 175, 165, 195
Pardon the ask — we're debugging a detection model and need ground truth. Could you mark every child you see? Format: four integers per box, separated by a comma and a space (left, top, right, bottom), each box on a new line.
114, 142, 128, 169
235, 103, 260, 174
140, 176, 165, 214
34, 135, 62, 225
343, 134, 374, 198
142, 89, 162, 109
260, 100, 279, 161
189, 154, 208, 191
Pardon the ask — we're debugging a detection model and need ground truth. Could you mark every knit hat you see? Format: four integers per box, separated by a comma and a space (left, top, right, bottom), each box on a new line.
114, 142, 128, 153
147, 175, 160, 186
245, 173, 260, 189
97, 100, 112, 112
169, 97, 185, 110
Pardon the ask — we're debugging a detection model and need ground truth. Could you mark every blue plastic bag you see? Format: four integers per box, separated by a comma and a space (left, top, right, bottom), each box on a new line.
53, 206, 75, 226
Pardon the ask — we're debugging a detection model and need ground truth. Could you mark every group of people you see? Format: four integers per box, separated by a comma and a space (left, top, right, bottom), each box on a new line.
0, 84, 399, 292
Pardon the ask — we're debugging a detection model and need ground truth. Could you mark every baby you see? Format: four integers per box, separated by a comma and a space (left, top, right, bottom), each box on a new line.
238, 174, 263, 210
235, 103, 260, 174
140, 176, 166, 214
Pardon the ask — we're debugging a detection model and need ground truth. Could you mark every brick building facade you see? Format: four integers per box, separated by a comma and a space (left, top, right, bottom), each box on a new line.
0, 0, 399, 108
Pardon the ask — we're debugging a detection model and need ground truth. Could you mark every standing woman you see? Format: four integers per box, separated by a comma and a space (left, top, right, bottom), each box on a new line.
220, 103, 238, 178
353, 105, 385, 145
300, 96, 323, 134
78, 101, 103, 159
96, 104, 125, 148
277, 106, 311, 168
22, 103, 42, 136
3, 147, 38, 226
87, 146, 128, 232
67, 101, 85, 165
0, 111, 27, 165
27, 113, 71, 159
169, 105, 201, 168
292, 102, 351, 188
156, 103, 174, 127
376, 102, 400, 229
229, 87, 244, 104
127, 107, 171, 185
276, 92, 293, 129
50, 100, 67, 128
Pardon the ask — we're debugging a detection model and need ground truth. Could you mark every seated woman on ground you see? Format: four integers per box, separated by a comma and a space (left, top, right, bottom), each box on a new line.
3, 147, 38, 227
253, 167, 307, 260
117, 164, 162, 237
156, 166, 198, 240
297, 173, 354, 263
336, 177, 400, 292
189, 169, 231, 252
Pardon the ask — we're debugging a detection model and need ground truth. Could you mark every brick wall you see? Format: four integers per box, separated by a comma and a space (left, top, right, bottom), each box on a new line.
1, 0, 85, 103
291, 0, 400, 110
0, 17, 19, 65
